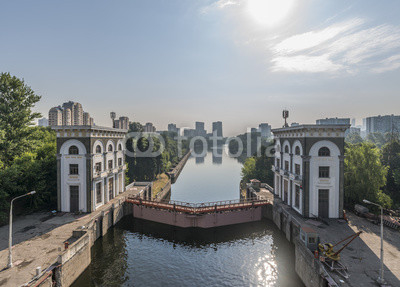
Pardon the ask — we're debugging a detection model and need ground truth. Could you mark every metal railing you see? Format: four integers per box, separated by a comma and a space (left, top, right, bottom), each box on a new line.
126, 196, 271, 214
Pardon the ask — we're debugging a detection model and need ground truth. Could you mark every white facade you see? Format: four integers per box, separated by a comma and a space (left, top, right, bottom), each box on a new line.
272, 124, 348, 219
59, 139, 87, 212
308, 140, 341, 218
56, 126, 127, 213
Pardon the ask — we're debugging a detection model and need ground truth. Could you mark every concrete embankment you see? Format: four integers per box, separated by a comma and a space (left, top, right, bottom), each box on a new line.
153, 150, 191, 202
266, 202, 326, 287
154, 180, 171, 202
1, 183, 150, 287
167, 150, 191, 183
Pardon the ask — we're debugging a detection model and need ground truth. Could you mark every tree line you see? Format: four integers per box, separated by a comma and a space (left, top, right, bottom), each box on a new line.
0, 73, 57, 225
125, 123, 189, 182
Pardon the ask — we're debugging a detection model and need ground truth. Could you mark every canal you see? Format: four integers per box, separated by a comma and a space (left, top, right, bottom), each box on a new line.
73, 150, 304, 286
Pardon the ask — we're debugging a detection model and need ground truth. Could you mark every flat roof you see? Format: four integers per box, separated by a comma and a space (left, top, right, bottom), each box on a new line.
51, 125, 128, 133
272, 124, 350, 134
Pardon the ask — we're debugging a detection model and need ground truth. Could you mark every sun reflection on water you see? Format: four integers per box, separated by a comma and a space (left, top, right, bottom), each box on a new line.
255, 254, 278, 286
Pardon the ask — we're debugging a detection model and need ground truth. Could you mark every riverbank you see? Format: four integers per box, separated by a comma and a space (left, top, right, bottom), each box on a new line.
0, 184, 149, 287
153, 150, 192, 202
167, 150, 191, 183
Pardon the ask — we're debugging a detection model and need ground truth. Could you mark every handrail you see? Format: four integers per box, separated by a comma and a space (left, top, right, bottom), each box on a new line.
127, 196, 271, 211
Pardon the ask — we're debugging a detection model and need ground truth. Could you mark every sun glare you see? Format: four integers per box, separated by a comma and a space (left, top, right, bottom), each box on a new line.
247, 0, 294, 28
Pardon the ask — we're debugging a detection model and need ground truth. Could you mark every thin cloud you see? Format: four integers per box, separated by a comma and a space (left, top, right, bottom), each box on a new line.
372, 54, 400, 73
272, 55, 342, 73
271, 18, 400, 74
273, 18, 364, 55
200, 0, 239, 14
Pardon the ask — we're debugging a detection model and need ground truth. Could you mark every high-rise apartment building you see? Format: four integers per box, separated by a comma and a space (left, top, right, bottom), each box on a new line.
212, 121, 223, 137
83, 112, 91, 126
62, 108, 72, 126
113, 115, 129, 129
62, 101, 83, 125
144, 122, 156, 133
49, 107, 63, 126
49, 101, 93, 127
365, 114, 400, 135
258, 123, 272, 138
316, 118, 351, 125
168, 123, 178, 134
195, 121, 206, 136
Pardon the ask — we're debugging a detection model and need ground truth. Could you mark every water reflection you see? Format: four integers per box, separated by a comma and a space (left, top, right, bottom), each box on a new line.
195, 154, 205, 164
73, 217, 304, 287
171, 151, 241, 203
73, 148, 303, 287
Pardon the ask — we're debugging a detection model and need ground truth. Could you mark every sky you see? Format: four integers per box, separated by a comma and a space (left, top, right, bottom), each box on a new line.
1, 0, 400, 136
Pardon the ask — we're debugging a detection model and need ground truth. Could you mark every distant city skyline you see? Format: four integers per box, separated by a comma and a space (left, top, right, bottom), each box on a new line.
2, 1, 400, 136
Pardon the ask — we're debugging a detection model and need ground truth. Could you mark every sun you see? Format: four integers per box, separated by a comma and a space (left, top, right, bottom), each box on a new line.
247, 0, 295, 28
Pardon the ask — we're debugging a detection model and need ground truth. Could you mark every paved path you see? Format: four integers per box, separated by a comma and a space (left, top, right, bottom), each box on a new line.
0, 186, 145, 287
277, 198, 400, 286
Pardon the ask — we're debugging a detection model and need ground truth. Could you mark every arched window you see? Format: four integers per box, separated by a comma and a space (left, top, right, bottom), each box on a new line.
295, 146, 300, 155
69, 145, 79, 155
285, 145, 289, 153
118, 144, 122, 151
108, 144, 113, 152
318, 147, 331, 157
96, 145, 102, 154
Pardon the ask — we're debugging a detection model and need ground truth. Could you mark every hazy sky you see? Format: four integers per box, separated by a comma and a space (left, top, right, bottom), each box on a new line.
1, 0, 400, 136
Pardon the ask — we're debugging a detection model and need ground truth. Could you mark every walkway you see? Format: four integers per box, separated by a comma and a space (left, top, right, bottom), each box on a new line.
0, 185, 146, 287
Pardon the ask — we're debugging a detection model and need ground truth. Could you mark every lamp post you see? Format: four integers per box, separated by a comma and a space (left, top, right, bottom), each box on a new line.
363, 199, 385, 285
8, 191, 36, 269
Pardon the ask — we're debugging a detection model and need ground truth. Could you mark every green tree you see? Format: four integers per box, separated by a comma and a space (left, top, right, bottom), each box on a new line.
381, 139, 400, 206
241, 145, 274, 188
241, 157, 256, 185
0, 73, 41, 165
366, 132, 386, 148
344, 142, 390, 209
0, 127, 57, 224
346, 132, 363, 145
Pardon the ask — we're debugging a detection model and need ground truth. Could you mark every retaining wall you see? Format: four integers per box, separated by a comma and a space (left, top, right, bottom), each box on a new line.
55, 231, 91, 287
34, 189, 140, 287
154, 180, 171, 202
168, 150, 191, 183
268, 201, 326, 287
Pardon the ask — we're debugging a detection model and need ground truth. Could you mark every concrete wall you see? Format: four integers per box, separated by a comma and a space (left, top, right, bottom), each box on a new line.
55, 231, 91, 287
267, 201, 326, 287
295, 239, 326, 287
132, 205, 264, 228
35, 195, 133, 287
168, 150, 191, 183
154, 180, 171, 202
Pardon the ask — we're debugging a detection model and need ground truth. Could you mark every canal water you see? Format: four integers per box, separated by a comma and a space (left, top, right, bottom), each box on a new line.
73, 151, 304, 286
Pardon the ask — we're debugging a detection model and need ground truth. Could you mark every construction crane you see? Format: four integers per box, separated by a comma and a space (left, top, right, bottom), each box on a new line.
318, 231, 362, 278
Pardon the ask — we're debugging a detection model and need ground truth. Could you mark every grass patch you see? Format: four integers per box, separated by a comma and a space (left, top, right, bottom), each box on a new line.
152, 173, 170, 198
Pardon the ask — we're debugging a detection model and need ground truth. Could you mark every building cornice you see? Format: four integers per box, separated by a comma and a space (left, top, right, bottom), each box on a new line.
53, 125, 127, 138
272, 124, 350, 139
